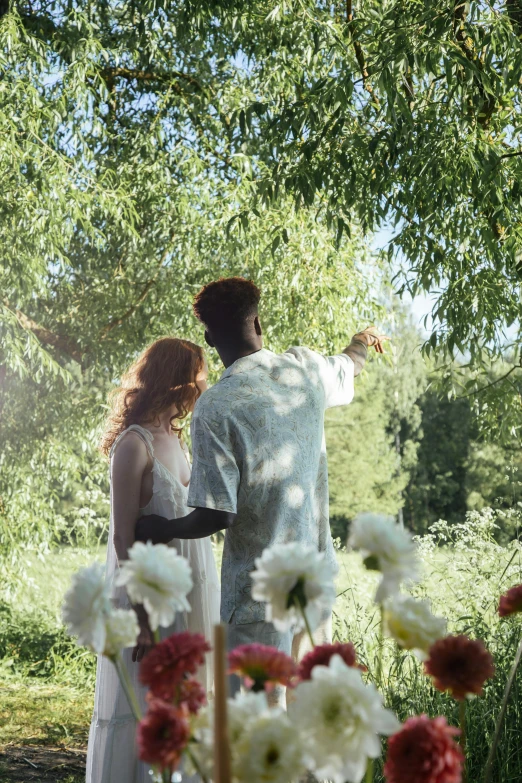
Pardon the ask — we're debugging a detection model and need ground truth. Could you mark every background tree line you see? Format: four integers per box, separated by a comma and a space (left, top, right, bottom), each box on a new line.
327, 311, 522, 543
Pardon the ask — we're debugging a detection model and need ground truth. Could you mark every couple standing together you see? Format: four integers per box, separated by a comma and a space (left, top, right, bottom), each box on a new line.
87, 277, 387, 783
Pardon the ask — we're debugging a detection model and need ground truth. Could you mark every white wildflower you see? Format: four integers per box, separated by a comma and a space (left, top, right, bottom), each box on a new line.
291, 655, 401, 783
234, 710, 305, 783
62, 563, 111, 653
103, 609, 139, 659
189, 691, 270, 780
384, 594, 447, 657
251, 542, 336, 632
348, 513, 420, 602
116, 541, 193, 631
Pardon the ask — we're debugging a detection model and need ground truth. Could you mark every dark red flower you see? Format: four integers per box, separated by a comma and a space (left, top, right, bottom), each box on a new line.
228, 643, 297, 692
384, 714, 463, 783
177, 677, 207, 713
499, 584, 522, 617
298, 642, 365, 681
424, 635, 495, 700
140, 632, 210, 700
137, 699, 190, 772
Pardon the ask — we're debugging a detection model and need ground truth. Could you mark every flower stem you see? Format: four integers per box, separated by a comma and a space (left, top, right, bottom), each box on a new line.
186, 746, 209, 783
114, 655, 142, 721
295, 596, 315, 648
484, 635, 522, 783
376, 604, 384, 690
154, 628, 161, 644
365, 758, 374, 783
459, 700, 467, 783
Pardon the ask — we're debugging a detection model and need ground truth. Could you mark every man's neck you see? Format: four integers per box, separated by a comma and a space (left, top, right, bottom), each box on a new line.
218, 341, 263, 369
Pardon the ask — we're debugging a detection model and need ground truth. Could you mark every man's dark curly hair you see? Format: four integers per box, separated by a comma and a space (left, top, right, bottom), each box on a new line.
193, 277, 261, 335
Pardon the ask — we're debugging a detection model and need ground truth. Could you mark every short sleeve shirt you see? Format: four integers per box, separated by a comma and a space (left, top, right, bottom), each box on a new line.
187, 347, 355, 624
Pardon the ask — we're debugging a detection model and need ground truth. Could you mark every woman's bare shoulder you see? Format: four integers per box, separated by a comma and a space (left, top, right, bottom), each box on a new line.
111, 430, 150, 469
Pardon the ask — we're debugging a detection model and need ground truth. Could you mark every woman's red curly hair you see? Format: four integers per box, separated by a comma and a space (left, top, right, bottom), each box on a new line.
100, 337, 204, 457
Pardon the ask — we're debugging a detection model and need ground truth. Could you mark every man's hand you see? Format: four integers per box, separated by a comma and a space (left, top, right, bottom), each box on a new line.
353, 326, 390, 354
344, 326, 390, 375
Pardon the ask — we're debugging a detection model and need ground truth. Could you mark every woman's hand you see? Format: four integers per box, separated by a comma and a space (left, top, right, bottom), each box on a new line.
132, 610, 154, 663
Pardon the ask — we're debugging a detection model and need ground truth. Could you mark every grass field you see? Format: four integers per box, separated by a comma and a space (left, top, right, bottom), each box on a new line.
1, 512, 522, 781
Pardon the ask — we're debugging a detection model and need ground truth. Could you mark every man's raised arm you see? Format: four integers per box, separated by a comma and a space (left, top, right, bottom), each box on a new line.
344, 326, 389, 376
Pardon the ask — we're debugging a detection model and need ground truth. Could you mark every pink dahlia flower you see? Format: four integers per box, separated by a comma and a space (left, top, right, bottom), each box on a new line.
228, 643, 297, 692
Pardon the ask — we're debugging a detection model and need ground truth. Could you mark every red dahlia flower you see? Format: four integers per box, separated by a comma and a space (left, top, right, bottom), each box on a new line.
424, 635, 495, 700
384, 714, 463, 783
228, 643, 297, 692
140, 632, 210, 700
298, 642, 365, 681
177, 677, 207, 713
499, 583, 522, 617
137, 700, 190, 772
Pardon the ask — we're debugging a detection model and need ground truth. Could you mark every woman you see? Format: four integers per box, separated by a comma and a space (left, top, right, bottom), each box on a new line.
86, 337, 220, 783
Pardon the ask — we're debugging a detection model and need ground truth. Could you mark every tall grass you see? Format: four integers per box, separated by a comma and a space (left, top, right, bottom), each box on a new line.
333, 509, 522, 781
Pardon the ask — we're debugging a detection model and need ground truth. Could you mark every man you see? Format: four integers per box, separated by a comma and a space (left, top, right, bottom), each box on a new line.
136, 277, 387, 700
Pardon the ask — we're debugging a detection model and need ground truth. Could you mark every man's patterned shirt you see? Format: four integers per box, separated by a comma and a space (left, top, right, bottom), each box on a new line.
187, 347, 355, 625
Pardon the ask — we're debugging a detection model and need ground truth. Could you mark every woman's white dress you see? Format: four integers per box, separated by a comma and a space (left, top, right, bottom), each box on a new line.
86, 424, 220, 783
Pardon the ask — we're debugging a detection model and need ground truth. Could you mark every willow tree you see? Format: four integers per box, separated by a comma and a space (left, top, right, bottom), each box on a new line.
0, 3, 381, 563
201, 0, 522, 435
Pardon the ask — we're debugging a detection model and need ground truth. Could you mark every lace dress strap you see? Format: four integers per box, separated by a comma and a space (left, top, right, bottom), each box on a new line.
110, 424, 155, 461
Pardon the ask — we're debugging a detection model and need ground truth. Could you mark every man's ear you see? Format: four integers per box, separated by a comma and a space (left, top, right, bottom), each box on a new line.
204, 330, 215, 348
254, 315, 262, 336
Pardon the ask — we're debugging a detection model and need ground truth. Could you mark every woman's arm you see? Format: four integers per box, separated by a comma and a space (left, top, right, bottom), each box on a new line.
111, 433, 150, 564
111, 433, 152, 661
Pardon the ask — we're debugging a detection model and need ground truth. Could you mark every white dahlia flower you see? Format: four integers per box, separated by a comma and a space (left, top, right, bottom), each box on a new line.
384, 594, 447, 656
189, 691, 271, 780
116, 541, 193, 630
291, 655, 401, 783
228, 691, 270, 744
251, 542, 336, 632
103, 608, 140, 659
234, 710, 305, 783
348, 513, 420, 602
62, 563, 111, 653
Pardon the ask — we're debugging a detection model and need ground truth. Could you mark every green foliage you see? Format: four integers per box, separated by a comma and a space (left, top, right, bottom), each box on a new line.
335, 509, 522, 782
402, 384, 522, 536
0, 2, 386, 567
326, 374, 404, 538
0, 602, 96, 685
2, 1, 522, 421
231, 1, 522, 362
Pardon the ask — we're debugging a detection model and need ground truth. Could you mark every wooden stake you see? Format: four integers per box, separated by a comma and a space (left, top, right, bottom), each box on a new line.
213, 624, 231, 783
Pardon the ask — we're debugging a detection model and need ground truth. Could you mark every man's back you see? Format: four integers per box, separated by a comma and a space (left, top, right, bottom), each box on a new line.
188, 347, 354, 624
